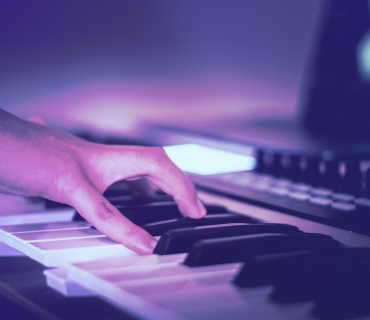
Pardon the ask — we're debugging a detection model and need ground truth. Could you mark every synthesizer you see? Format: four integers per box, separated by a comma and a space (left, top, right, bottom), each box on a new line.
1, 160, 370, 320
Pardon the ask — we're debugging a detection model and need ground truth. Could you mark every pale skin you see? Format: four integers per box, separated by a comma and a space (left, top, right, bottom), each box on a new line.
0, 108, 206, 254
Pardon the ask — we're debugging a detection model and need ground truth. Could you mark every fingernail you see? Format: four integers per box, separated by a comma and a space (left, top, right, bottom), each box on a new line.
197, 199, 207, 217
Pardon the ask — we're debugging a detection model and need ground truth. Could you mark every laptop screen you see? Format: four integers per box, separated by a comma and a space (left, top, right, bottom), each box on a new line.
301, 0, 370, 141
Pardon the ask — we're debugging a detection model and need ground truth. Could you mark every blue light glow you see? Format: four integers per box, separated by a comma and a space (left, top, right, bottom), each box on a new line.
357, 31, 370, 81
163, 144, 256, 175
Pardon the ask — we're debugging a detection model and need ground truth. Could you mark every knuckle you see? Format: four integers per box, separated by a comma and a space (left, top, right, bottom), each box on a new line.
136, 146, 166, 170
95, 201, 117, 221
125, 223, 143, 239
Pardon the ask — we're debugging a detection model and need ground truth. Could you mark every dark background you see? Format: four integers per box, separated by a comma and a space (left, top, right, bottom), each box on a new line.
0, 0, 322, 135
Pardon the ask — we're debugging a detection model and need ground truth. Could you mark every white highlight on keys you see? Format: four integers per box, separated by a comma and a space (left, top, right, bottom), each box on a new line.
163, 144, 256, 175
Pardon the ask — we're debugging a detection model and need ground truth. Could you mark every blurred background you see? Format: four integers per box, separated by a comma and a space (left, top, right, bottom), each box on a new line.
0, 0, 322, 138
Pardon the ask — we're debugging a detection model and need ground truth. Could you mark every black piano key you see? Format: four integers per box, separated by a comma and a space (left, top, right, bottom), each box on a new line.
154, 223, 300, 255
108, 194, 175, 206
117, 202, 183, 225
233, 250, 328, 288
142, 213, 256, 236
312, 248, 370, 320
103, 182, 134, 198
249, 250, 339, 303
236, 247, 368, 289
183, 233, 338, 267
117, 203, 230, 226
313, 275, 370, 320
270, 248, 370, 305
44, 199, 72, 209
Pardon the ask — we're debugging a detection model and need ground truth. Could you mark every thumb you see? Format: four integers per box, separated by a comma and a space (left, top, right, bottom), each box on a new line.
67, 182, 157, 255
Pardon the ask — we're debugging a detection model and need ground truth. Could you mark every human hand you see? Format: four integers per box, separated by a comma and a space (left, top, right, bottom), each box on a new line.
0, 109, 206, 254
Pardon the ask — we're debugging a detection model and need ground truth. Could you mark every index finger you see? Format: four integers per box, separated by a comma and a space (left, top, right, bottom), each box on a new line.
90, 146, 206, 219
145, 148, 206, 218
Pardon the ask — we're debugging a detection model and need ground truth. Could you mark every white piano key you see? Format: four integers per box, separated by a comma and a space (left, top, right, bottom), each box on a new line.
0, 241, 25, 256
0, 208, 75, 225
10, 228, 105, 254
0, 202, 45, 213
66, 253, 318, 320
115, 264, 242, 296
29, 237, 137, 267
71, 253, 186, 272
43, 267, 93, 296
92, 261, 240, 284
67, 260, 185, 320
0, 194, 43, 207
0, 221, 91, 246
168, 289, 315, 320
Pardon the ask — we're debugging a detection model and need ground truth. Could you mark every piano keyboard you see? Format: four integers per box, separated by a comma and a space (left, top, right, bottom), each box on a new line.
0, 194, 75, 225
1, 181, 370, 319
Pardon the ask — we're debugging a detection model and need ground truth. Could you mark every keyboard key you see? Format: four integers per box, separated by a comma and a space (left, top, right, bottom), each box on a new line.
107, 194, 174, 206
183, 233, 338, 267
290, 183, 311, 192
267, 186, 289, 196
332, 193, 354, 202
28, 237, 137, 267
312, 257, 370, 319
0, 202, 45, 213
67, 254, 240, 320
0, 208, 75, 226
273, 178, 292, 187
354, 198, 370, 208
311, 188, 332, 197
142, 214, 256, 236
118, 202, 229, 226
43, 267, 93, 296
10, 228, 105, 254
154, 223, 300, 255
234, 250, 331, 289
249, 182, 269, 191
117, 202, 183, 225
309, 197, 332, 206
0, 194, 43, 207
287, 191, 310, 201
0, 222, 91, 246
331, 202, 356, 212
271, 248, 370, 305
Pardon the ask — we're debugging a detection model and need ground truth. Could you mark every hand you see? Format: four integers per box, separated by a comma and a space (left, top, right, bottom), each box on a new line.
0, 108, 206, 254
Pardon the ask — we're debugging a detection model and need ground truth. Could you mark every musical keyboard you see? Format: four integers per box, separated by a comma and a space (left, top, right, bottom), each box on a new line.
1, 178, 370, 320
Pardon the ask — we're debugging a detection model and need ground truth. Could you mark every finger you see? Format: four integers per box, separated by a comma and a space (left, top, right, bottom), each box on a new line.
135, 147, 207, 218
89, 146, 206, 218
66, 182, 157, 255
147, 163, 206, 218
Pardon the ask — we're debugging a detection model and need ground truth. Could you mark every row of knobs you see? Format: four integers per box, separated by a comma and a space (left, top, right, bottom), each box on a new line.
255, 150, 370, 197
